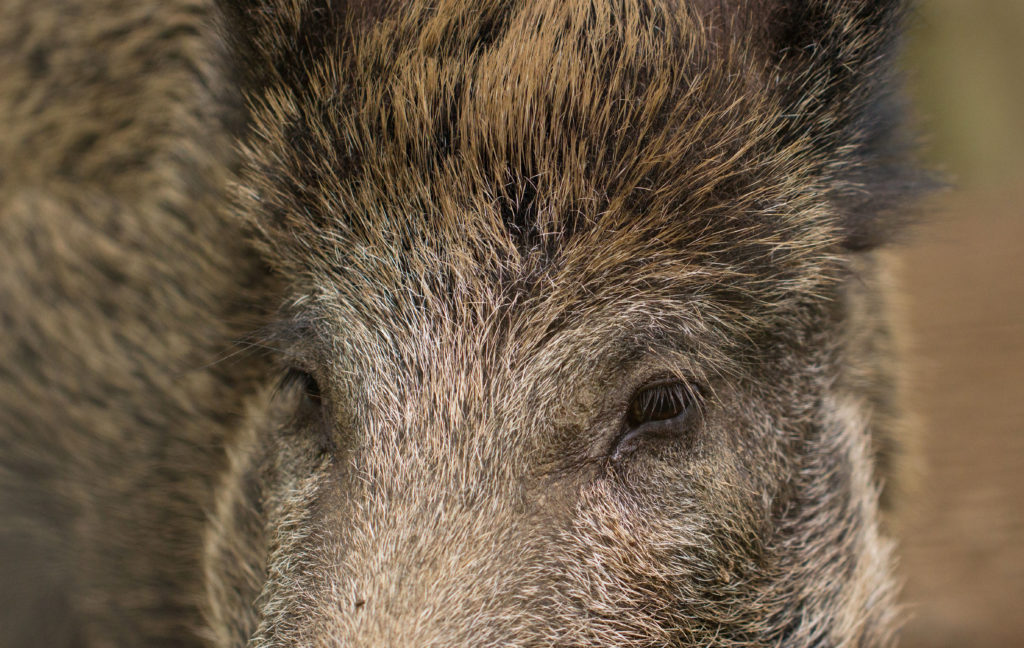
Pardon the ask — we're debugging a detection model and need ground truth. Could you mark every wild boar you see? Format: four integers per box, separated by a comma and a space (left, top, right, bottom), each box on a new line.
0, 0, 927, 645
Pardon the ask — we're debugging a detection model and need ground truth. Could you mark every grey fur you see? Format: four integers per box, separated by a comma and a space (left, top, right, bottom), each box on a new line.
0, 0, 926, 645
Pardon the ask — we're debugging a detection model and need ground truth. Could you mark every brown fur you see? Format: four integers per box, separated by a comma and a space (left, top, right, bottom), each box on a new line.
0, 0, 927, 646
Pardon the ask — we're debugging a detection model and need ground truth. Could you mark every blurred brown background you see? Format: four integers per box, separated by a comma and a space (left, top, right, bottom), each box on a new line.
897, 1, 1024, 646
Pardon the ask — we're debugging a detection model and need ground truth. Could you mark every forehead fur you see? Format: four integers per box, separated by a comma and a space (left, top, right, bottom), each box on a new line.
228, 0, 916, 323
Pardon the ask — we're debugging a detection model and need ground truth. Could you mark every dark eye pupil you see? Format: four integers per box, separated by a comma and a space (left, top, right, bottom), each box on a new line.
302, 373, 322, 404
627, 382, 689, 426
284, 368, 322, 405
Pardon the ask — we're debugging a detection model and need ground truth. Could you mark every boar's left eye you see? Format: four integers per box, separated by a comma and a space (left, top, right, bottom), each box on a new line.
627, 381, 691, 425
613, 380, 698, 460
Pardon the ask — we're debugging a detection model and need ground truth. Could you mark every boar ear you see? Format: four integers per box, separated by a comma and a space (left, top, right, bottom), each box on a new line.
704, 1, 929, 250
214, 0, 391, 94
775, 1, 930, 250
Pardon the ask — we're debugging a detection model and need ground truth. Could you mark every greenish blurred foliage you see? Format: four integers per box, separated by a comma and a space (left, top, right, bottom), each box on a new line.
905, 0, 1024, 189
895, 3, 1024, 647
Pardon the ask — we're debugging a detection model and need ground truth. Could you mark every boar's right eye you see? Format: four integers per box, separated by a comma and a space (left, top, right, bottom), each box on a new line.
280, 368, 322, 408
278, 368, 332, 452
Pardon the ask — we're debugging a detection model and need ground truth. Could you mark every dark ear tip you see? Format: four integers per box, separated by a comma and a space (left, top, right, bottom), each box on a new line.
837, 171, 944, 252
841, 219, 905, 252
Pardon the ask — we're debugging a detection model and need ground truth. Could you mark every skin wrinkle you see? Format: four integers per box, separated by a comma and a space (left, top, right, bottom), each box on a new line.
0, 0, 928, 646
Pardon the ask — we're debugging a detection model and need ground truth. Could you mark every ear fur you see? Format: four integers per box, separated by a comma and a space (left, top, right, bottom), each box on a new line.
699, 0, 928, 250
774, 1, 929, 250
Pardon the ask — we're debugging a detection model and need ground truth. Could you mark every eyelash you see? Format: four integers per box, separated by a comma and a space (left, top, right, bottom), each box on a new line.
627, 381, 692, 426
612, 380, 699, 460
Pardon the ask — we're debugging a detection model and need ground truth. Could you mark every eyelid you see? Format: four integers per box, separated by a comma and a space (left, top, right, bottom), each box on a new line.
279, 367, 322, 403
610, 416, 690, 462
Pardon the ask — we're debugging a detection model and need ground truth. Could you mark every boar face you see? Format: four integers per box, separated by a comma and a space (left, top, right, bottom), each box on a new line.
205, 1, 923, 645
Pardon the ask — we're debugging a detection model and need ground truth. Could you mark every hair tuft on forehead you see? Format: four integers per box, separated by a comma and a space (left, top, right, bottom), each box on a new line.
220, 0, 925, 287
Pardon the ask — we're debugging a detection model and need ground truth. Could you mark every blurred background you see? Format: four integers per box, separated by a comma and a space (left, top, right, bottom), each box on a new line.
897, 1, 1024, 646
